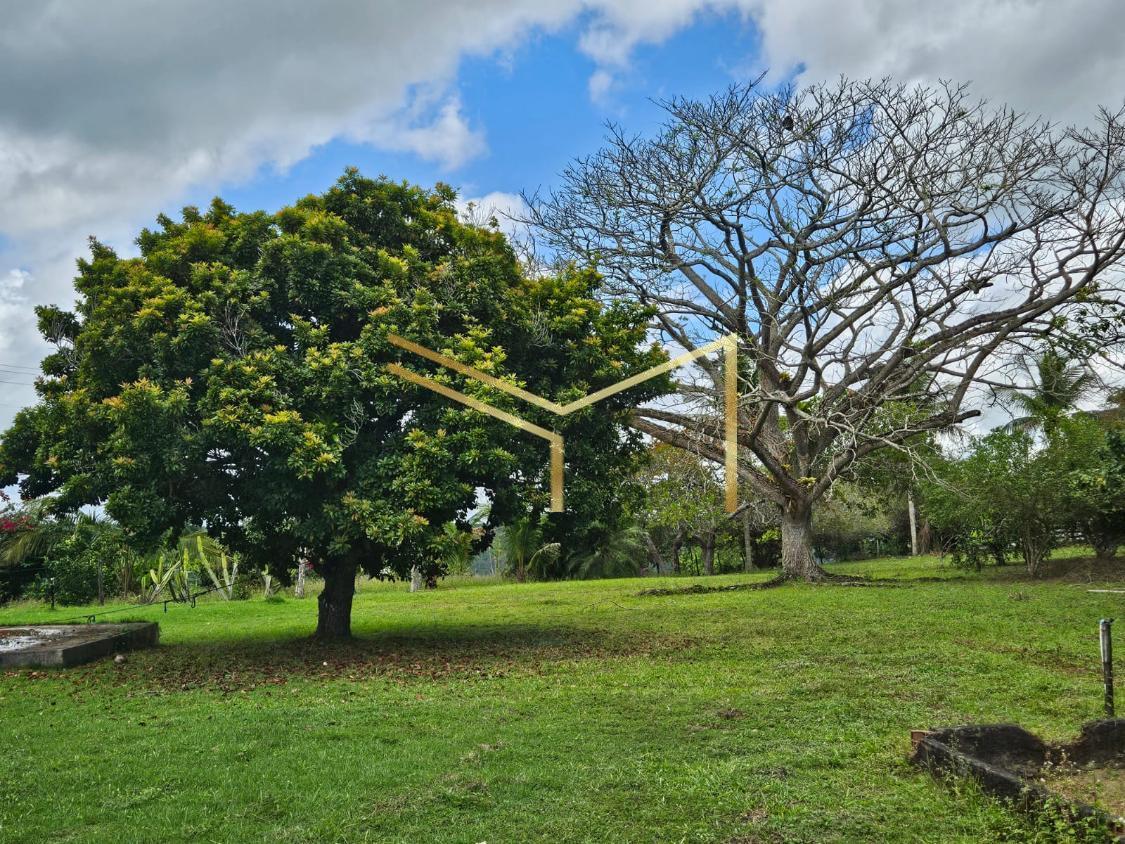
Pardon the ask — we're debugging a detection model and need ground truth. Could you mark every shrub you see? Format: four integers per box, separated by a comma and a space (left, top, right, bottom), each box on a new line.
28, 531, 131, 605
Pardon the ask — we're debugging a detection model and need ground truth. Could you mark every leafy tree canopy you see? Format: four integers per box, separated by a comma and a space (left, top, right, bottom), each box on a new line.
0, 170, 667, 636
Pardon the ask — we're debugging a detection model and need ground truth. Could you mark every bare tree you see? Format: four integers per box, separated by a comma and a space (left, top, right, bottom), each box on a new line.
530, 79, 1125, 581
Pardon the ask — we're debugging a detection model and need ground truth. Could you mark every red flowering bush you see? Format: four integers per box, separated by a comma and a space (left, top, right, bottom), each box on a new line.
0, 490, 32, 534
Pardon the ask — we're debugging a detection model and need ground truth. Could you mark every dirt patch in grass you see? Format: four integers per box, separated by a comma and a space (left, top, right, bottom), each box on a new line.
1036, 764, 1125, 820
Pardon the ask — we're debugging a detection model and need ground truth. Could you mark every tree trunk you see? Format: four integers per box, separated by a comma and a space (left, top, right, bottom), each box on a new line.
1088, 527, 1119, 562
670, 537, 682, 574
701, 533, 715, 576
989, 539, 1009, 567
918, 519, 932, 556
1094, 541, 1119, 562
643, 533, 667, 574
742, 510, 755, 572
907, 493, 919, 557
316, 561, 356, 639
781, 501, 828, 581
409, 565, 423, 592
1020, 529, 1047, 577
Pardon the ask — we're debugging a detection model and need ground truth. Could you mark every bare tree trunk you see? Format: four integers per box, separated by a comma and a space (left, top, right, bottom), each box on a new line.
701, 533, 715, 576
781, 502, 828, 581
1087, 525, 1120, 562
316, 560, 356, 639
643, 533, 667, 574
1020, 529, 1047, 577
294, 559, 307, 598
409, 565, 423, 592
1094, 541, 1119, 562
671, 537, 682, 574
918, 519, 932, 556
908, 493, 919, 557
742, 510, 755, 572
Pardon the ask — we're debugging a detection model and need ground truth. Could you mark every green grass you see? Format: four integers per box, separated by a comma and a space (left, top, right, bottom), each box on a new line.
1, 549, 1123, 843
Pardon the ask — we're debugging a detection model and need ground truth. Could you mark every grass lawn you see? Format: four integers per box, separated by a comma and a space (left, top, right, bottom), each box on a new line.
1, 549, 1123, 843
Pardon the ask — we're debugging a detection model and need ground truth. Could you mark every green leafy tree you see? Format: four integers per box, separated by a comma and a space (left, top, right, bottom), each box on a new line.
811, 484, 896, 562
921, 453, 1016, 570
437, 520, 476, 578
635, 444, 731, 575
924, 423, 1101, 575
0, 171, 665, 637
1066, 424, 1125, 561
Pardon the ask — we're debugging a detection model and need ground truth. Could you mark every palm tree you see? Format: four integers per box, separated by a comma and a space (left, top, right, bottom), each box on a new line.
496, 517, 559, 583
568, 521, 647, 579
1000, 348, 1096, 434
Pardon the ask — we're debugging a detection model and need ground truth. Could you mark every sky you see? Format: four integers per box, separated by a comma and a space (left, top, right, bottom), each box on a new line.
2, 0, 1125, 432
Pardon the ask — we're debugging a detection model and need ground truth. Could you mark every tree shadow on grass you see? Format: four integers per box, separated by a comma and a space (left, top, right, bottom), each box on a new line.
36, 620, 699, 693
982, 554, 1125, 583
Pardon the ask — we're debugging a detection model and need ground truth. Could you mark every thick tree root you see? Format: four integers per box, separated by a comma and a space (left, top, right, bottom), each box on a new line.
637, 576, 788, 596
637, 571, 910, 597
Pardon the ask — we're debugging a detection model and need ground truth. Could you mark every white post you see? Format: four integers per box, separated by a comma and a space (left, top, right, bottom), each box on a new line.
908, 493, 919, 557
410, 565, 423, 593
742, 509, 755, 572
294, 559, 307, 598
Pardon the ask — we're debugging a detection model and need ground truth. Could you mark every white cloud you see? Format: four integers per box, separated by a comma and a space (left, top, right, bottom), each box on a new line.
578, 0, 720, 68
574, 0, 1125, 121
588, 69, 617, 105
746, 0, 1125, 124
0, 270, 30, 354
1, 0, 1124, 436
455, 191, 531, 241
0, 269, 38, 417
349, 91, 487, 171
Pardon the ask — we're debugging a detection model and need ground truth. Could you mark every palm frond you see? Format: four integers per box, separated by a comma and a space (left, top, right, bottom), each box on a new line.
997, 347, 1096, 431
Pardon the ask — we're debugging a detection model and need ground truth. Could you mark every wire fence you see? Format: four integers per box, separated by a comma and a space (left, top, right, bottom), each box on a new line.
66, 579, 254, 623
0, 575, 245, 625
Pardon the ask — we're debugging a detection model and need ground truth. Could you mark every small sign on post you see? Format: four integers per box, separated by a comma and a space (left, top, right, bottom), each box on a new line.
1100, 618, 1114, 718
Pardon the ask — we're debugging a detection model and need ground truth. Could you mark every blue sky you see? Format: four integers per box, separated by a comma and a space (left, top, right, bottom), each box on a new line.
191, 13, 762, 220
1, 0, 1123, 437
0, 5, 778, 432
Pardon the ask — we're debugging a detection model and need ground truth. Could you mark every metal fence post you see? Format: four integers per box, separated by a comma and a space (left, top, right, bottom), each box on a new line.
1100, 618, 1115, 718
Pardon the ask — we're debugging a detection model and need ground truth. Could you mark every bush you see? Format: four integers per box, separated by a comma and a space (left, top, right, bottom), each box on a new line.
921, 419, 1115, 576
27, 531, 130, 605
813, 487, 897, 561
29, 559, 99, 605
